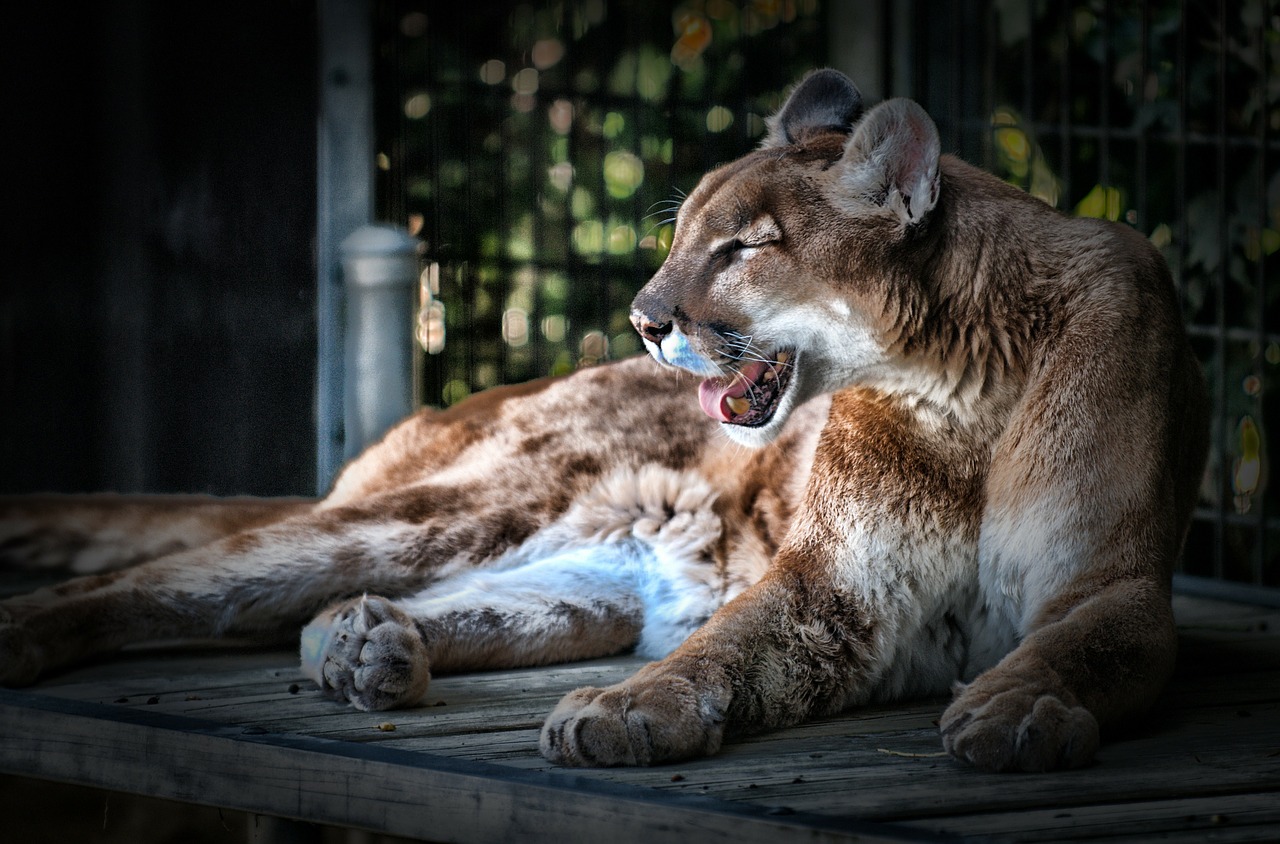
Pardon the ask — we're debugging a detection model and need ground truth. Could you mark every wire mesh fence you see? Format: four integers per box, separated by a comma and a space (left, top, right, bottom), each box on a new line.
374, 0, 1279, 593
915, 0, 1278, 591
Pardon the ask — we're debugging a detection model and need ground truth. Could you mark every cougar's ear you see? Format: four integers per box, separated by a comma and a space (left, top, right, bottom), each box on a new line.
762, 69, 864, 148
839, 98, 941, 225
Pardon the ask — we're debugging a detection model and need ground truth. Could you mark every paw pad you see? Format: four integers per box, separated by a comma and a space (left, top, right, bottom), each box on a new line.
300, 596, 431, 712
941, 687, 1099, 772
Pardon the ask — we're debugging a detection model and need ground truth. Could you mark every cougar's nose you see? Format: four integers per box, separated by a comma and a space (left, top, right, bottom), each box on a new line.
631, 309, 672, 346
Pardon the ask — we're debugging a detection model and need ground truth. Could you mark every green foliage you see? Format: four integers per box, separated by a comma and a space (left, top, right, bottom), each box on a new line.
379, 0, 824, 405
379, 0, 1278, 586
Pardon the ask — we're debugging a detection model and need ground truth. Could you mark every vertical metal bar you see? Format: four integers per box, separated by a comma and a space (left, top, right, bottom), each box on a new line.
469, 21, 499, 392
382, 12, 404, 227
1100, 0, 1112, 191
1136, 0, 1149, 232
565, 10, 592, 367
1023, 0, 1036, 187
1255, 3, 1270, 586
950, 0, 962, 154
1174, 0, 1205, 571
341, 225, 418, 458
1214, 0, 1229, 579
1058, 0, 1072, 208
495, 13, 509, 387
317, 0, 375, 493
1176, 0, 1189, 311
979, 0, 994, 167
94, 1, 151, 492
424, 1, 444, 404
881, 0, 894, 99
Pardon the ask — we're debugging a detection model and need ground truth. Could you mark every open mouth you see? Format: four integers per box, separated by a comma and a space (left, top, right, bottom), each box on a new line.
697, 350, 795, 427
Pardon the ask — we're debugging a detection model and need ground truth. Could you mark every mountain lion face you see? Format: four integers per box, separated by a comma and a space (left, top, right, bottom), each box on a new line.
631, 70, 942, 447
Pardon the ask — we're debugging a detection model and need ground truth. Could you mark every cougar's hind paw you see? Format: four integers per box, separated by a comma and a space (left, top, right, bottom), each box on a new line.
301, 596, 431, 712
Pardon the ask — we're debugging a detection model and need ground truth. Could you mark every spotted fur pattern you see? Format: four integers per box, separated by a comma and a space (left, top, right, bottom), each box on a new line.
0, 358, 826, 713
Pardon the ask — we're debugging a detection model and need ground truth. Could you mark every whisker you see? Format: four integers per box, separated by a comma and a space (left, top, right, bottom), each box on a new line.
642, 217, 678, 238
641, 211, 680, 227
715, 332, 792, 400
642, 203, 684, 221
724, 346, 787, 368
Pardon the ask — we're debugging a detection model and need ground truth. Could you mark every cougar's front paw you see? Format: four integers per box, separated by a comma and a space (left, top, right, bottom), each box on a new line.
941, 680, 1099, 772
539, 672, 726, 767
300, 596, 431, 712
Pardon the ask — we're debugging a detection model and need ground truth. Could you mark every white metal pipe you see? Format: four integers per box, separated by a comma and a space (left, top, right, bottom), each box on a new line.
340, 225, 419, 460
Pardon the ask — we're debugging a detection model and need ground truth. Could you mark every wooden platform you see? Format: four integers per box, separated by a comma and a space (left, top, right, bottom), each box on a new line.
1, 593, 1278, 843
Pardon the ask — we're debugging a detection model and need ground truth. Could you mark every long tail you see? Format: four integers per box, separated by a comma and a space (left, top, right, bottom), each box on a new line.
0, 494, 315, 574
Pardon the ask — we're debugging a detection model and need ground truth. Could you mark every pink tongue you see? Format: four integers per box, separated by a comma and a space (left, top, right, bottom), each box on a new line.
697, 361, 767, 422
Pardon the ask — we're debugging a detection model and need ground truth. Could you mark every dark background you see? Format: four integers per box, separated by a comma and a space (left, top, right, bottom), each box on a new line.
2, 0, 319, 497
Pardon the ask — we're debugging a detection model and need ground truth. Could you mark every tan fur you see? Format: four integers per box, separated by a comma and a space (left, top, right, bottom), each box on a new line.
0, 356, 822, 702
0, 495, 313, 573
541, 70, 1207, 772
1, 71, 1206, 773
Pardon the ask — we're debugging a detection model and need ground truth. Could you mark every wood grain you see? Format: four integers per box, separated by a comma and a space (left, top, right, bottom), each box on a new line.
1, 594, 1277, 842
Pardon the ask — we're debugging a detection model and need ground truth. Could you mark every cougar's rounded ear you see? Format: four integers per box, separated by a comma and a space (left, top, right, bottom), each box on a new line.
762, 69, 864, 148
839, 98, 941, 225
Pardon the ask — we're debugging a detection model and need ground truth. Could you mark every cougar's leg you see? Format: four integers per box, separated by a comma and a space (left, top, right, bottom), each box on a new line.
301, 545, 657, 711
0, 482, 562, 686
0, 494, 314, 573
541, 390, 986, 767
303, 460, 737, 712
941, 325, 1209, 772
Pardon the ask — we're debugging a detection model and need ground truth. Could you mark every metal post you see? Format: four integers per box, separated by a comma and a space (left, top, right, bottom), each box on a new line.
340, 225, 419, 458
317, 0, 374, 493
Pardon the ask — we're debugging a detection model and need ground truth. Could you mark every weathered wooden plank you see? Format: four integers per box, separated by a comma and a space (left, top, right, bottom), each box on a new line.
509, 696, 1271, 824
0, 689, 942, 844
37, 651, 645, 705
4, 592, 1277, 842
1081, 825, 1280, 843
31, 653, 650, 743
696, 712, 1280, 821
209, 690, 602, 741
897, 791, 1280, 841
34, 622, 1279, 726
33, 647, 306, 702
25, 634, 1280, 792
1172, 594, 1280, 628
1160, 671, 1280, 709
1069, 819, 1280, 843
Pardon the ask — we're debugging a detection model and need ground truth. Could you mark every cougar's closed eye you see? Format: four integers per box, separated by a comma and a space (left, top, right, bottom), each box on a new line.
738, 213, 782, 249
714, 238, 749, 259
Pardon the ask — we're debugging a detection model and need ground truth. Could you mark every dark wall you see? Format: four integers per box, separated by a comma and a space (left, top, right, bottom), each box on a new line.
2, 1, 319, 496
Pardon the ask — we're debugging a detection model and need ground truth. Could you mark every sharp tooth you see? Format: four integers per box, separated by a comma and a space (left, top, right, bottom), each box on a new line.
726, 396, 750, 416
763, 369, 775, 382
776, 351, 791, 364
